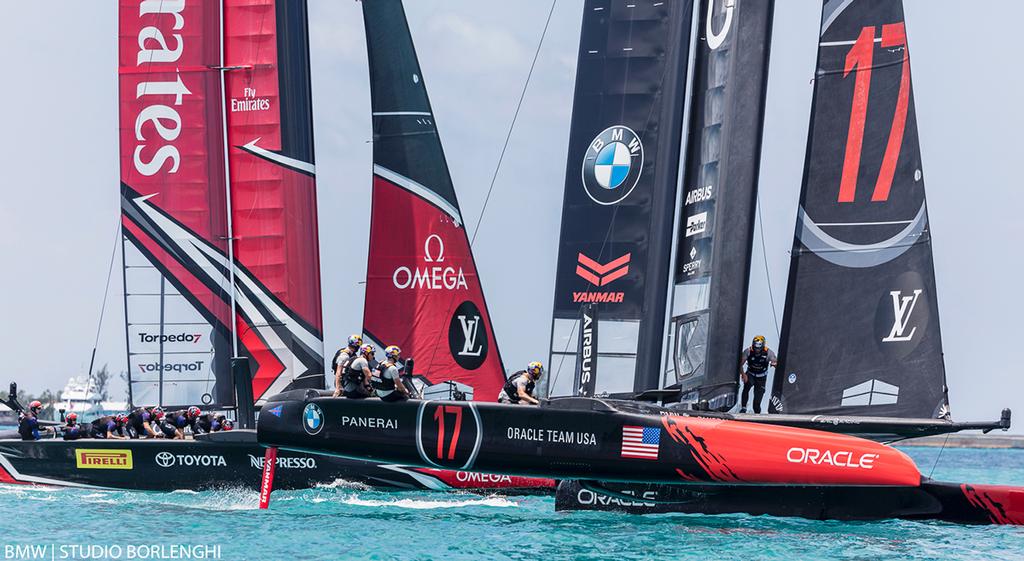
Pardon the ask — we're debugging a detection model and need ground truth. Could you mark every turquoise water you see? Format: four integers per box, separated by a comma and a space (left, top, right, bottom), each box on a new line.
0, 447, 1021, 561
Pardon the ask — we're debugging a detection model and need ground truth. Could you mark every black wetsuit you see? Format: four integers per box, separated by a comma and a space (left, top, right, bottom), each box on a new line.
127, 408, 159, 438
190, 414, 224, 435
161, 410, 190, 438
741, 347, 776, 414
90, 416, 126, 439
17, 412, 41, 441
62, 423, 87, 441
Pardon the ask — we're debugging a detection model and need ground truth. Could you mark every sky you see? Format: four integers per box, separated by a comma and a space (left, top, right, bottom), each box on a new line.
0, 1, 1020, 430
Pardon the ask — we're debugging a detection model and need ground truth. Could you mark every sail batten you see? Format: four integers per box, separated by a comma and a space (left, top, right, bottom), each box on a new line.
770, 0, 949, 419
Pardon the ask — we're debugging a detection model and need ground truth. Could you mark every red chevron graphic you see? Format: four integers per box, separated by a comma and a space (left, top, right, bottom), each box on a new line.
576, 253, 631, 286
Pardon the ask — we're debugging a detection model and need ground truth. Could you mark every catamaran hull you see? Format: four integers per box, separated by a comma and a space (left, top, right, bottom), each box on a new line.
554, 480, 1024, 525
257, 393, 923, 487
0, 432, 552, 493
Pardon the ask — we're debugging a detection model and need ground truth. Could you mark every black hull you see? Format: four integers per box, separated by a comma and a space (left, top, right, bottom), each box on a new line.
555, 480, 1024, 525
0, 430, 552, 493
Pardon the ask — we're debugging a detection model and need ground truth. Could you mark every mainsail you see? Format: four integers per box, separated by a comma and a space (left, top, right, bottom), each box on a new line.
770, 0, 949, 418
360, 0, 506, 401
119, 0, 324, 408
667, 0, 774, 410
547, 0, 695, 397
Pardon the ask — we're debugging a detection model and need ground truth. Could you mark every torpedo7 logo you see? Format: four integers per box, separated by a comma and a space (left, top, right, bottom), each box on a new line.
572, 253, 630, 304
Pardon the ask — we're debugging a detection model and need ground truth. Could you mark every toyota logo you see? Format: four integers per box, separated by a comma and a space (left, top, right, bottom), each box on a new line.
155, 451, 175, 468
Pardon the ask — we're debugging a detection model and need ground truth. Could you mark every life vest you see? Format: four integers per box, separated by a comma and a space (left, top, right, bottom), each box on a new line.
746, 347, 771, 375
17, 413, 38, 440
332, 348, 354, 372
371, 362, 398, 392
344, 358, 368, 386
502, 371, 535, 404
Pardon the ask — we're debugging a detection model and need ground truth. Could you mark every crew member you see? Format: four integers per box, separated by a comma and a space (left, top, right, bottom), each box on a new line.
190, 412, 232, 435
739, 335, 777, 414
17, 400, 47, 441
90, 414, 128, 439
127, 406, 164, 438
332, 334, 363, 397
61, 412, 87, 441
372, 345, 412, 402
499, 362, 543, 405
342, 344, 376, 399
161, 406, 202, 439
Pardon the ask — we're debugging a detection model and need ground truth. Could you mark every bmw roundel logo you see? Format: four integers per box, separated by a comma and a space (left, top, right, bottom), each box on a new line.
303, 403, 324, 435
581, 125, 644, 205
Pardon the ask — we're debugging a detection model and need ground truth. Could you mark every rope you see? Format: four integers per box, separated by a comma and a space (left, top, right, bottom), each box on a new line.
87, 222, 122, 379
756, 192, 781, 338
927, 432, 952, 479
470, 0, 558, 246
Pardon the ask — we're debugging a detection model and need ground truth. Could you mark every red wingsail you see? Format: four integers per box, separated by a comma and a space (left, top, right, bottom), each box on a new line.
360, 1, 506, 401
119, 0, 324, 408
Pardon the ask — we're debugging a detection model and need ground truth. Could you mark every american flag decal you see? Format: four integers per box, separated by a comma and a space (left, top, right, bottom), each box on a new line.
621, 425, 660, 460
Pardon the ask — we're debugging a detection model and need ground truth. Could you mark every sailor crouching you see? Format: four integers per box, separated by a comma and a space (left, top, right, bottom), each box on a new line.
498, 362, 544, 405
127, 406, 164, 438
60, 412, 87, 441
372, 345, 412, 402
90, 414, 129, 439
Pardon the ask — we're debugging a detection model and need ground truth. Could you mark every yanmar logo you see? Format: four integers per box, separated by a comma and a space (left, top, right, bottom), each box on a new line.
75, 449, 133, 470
786, 447, 879, 470
573, 253, 629, 304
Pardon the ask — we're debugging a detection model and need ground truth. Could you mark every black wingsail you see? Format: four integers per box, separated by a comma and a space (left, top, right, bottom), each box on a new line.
667, 0, 774, 410
769, 0, 949, 419
547, 0, 695, 398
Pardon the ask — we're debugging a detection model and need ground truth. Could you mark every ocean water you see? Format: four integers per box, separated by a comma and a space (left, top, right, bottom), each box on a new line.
0, 447, 1021, 561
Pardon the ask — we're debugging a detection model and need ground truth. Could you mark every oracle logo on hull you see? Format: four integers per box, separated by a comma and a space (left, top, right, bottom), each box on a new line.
392, 234, 468, 291
130, 1, 192, 177
786, 447, 879, 470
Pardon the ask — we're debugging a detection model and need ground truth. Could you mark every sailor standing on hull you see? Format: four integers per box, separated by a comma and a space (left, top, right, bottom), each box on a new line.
342, 344, 376, 399
499, 362, 544, 405
739, 335, 777, 414
332, 334, 363, 397
372, 345, 412, 402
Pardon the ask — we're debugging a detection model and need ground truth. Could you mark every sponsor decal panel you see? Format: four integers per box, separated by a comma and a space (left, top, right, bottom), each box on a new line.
137, 332, 203, 344
75, 449, 133, 470
392, 234, 468, 291
154, 451, 226, 468
685, 212, 708, 237
581, 125, 645, 205
448, 301, 488, 369
248, 454, 318, 470
266, 405, 283, 417
231, 86, 272, 112
137, 360, 205, 374
620, 426, 661, 460
341, 416, 399, 430
881, 289, 922, 342
786, 447, 879, 470
577, 488, 657, 507
303, 403, 324, 435
572, 253, 629, 303
506, 427, 598, 447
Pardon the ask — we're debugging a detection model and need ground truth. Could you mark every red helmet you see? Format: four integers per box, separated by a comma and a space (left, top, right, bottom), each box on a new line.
187, 406, 201, 419
29, 400, 42, 411
115, 414, 129, 424
150, 407, 165, 420
65, 412, 78, 424
221, 419, 234, 431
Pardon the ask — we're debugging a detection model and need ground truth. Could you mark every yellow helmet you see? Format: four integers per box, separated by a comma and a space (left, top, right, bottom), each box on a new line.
359, 343, 376, 358
527, 361, 544, 378
384, 345, 401, 361
752, 335, 766, 350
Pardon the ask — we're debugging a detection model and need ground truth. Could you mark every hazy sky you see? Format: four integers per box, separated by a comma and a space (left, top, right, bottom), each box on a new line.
0, 1, 1020, 430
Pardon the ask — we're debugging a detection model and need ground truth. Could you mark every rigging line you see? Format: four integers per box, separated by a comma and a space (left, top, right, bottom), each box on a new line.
87, 221, 123, 380
756, 192, 781, 338
928, 432, 952, 479
469, 0, 557, 247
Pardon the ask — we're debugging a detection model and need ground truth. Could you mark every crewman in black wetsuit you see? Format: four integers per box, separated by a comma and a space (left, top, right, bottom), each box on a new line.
332, 334, 363, 397
161, 406, 203, 439
739, 335, 777, 414
190, 413, 233, 435
17, 400, 48, 441
127, 406, 164, 438
90, 414, 128, 439
61, 412, 87, 441
372, 345, 412, 402
342, 344, 376, 399
499, 362, 543, 405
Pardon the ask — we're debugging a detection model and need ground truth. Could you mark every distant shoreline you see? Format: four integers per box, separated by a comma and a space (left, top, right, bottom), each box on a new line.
897, 434, 1024, 449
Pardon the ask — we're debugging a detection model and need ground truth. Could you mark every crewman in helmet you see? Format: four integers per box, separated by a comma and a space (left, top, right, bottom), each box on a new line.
61, 412, 87, 441
499, 362, 544, 405
162, 406, 203, 439
127, 406, 164, 438
342, 344, 376, 399
332, 334, 364, 397
17, 400, 49, 441
372, 345, 412, 402
90, 414, 129, 439
739, 335, 777, 414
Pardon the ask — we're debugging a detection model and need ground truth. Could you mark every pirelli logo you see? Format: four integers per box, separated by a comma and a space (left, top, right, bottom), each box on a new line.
75, 449, 133, 470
